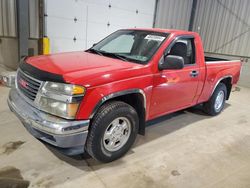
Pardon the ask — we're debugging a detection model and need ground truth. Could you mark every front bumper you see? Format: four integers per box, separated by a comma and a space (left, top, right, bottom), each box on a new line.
8, 88, 89, 155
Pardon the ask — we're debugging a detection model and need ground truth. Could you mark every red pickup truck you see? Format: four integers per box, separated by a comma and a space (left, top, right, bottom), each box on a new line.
8, 28, 241, 162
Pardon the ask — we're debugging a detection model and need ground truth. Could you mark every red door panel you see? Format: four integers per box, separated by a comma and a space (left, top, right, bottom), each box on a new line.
149, 65, 200, 119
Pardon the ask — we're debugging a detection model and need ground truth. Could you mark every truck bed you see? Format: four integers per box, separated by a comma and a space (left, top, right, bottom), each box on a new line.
198, 58, 241, 103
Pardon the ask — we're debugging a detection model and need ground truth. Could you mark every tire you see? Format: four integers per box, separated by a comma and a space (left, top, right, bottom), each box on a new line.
86, 101, 139, 163
203, 83, 227, 116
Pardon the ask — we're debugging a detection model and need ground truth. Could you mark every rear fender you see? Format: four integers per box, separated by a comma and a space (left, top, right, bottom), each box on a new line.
210, 75, 233, 99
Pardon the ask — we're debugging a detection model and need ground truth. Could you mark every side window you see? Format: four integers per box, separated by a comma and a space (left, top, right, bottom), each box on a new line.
100, 34, 134, 54
167, 38, 196, 65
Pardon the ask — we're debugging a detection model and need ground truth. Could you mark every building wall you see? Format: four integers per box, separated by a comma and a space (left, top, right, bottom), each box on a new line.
0, 0, 39, 70
45, 0, 156, 53
154, 0, 250, 87
192, 0, 250, 88
0, 0, 17, 37
155, 0, 250, 58
0, 0, 18, 70
154, 0, 193, 30
193, 0, 250, 58
29, 0, 40, 39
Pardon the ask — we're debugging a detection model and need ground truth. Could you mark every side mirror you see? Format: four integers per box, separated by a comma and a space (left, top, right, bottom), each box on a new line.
159, 55, 184, 70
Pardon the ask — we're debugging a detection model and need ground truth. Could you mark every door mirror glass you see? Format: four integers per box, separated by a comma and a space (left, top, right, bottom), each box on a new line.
159, 55, 184, 70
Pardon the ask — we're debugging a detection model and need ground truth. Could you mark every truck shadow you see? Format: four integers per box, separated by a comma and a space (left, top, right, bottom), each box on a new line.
134, 104, 231, 148
45, 103, 231, 169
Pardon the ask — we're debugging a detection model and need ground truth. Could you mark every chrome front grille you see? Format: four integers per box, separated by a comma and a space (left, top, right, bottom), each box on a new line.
16, 70, 42, 101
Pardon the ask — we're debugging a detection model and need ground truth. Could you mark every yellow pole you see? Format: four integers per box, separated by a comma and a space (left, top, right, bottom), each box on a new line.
42, 37, 50, 55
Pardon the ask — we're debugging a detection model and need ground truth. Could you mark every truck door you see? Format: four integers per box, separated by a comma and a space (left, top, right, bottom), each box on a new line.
150, 36, 200, 118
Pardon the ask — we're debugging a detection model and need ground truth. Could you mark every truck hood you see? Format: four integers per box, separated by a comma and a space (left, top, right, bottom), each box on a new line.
26, 51, 148, 87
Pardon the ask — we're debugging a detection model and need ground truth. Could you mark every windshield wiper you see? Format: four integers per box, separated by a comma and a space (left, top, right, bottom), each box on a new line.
99, 51, 130, 61
87, 49, 131, 62
86, 49, 103, 56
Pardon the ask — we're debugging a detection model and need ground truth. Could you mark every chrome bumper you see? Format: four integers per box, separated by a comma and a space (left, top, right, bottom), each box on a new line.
8, 88, 89, 154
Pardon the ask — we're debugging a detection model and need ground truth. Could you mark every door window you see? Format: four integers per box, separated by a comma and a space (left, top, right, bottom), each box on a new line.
167, 38, 195, 65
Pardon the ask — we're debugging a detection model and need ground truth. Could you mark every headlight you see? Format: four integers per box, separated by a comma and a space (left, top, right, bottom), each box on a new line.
36, 82, 85, 119
38, 97, 80, 119
43, 82, 85, 95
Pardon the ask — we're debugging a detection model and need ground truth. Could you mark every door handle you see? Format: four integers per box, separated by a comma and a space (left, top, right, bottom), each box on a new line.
190, 70, 199, 77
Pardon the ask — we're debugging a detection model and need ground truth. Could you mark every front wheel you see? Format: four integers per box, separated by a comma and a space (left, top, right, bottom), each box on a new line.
203, 83, 227, 116
86, 101, 139, 163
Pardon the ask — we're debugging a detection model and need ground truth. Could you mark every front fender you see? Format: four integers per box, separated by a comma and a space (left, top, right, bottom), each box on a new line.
89, 89, 146, 119
75, 75, 153, 120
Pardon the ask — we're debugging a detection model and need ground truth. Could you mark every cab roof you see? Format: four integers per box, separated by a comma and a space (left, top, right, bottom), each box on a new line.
127, 28, 197, 35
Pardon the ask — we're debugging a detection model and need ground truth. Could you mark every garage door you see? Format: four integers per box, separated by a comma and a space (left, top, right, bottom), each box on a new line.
45, 0, 156, 53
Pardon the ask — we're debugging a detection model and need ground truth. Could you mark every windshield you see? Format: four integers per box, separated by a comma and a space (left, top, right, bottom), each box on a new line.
87, 30, 169, 64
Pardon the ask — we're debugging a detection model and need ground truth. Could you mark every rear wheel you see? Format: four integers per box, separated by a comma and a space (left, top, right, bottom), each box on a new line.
203, 83, 227, 116
86, 101, 139, 163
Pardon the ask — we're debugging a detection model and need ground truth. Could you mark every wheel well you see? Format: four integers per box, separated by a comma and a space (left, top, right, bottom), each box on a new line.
97, 93, 146, 135
220, 77, 232, 100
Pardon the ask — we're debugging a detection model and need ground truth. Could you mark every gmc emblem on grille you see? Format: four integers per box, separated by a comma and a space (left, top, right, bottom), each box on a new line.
18, 78, 28, 89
